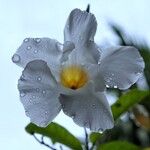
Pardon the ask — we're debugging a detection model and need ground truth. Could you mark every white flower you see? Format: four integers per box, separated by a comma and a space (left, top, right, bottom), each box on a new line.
12, 9, 144, 131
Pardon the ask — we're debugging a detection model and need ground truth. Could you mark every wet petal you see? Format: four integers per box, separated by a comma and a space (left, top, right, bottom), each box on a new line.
64, 9, 100, 64
12, 38, 74, 79
64, 9, 97, 44
59, 83, 114, 131
99, 46, 145, 89
84, 64, 106, 91
18, 60, 61, 127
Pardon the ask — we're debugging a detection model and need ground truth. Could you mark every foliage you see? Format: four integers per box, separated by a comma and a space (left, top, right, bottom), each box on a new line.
98, 141, 141, 150
26, 122, 82, 150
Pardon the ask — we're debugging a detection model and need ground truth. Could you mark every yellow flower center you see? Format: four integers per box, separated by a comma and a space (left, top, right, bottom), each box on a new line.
60, 65, 88, 90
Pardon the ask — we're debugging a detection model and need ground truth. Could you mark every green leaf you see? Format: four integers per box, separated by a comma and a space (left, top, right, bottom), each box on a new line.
98, 141, 141, 150
25, 122, 82, 150
90, 132, 102, 143
111, 89, 150, 120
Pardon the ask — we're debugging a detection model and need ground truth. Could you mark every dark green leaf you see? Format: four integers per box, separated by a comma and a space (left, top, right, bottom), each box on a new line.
98, 141, 141, 150
25, 122, 82, 150
90, 132, 102, 143
111, 89, 150, 120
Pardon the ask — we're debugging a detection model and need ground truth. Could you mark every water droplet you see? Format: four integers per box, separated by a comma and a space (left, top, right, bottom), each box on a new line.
36, 88, 40, 92
34, 38, 41, 43
111, 73, 114, 76
106, 85, 109, 88
24, 38, 29, 43
12, 54, 20, 63
27, 46, 32, 50
20, 91, 26, 97
98, 128, 104, 133
136, 72, 141, 76
56, 42, 63, 51
92, 104, 96, 108
45, 111, 48, 115
29, 99, 32, 103
42, 90, 46, 94
20, 74, 24, 79
34, 49, 38, 54
32, 95, 36, 99
114, 85, 117, 88
37, 76, 42, 81
20, 74, 26, 81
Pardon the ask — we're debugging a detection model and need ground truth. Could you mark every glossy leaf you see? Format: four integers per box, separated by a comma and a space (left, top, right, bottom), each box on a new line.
111, 89, 150, 120
25, 122, 82, 150
98, 141, 141, 150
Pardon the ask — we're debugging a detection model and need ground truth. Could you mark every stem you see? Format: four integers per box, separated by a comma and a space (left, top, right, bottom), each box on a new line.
90, 141, 97, 150
33, 134, 57, 150
84, 127, 89, 150
86, 4, 90, 13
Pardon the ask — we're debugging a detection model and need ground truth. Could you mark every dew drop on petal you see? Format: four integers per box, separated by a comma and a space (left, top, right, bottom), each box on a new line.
27, 46, 32, 50
92, 104, 96, 108
37, 76, 42, 81
32, 95, 36, 99
42, 90, 46, 94
34, 49, 38, 54
106, 85, 109, 88
114, 85, 117, 88
36, 88, 40, 92
34, 38, 41, 43
98, 128, 104, 133
45, 111, 48, 115
24, 38, 29, 43
20, 91, 26, 97
12, 54, 20, 63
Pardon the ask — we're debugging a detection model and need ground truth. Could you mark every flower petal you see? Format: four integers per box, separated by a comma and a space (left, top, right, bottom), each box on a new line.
59, 83, 114, 131
18, 60, 61, 127
64, 9, 97, 44
84, 64, 106, 92
99, 46, 145, 89
64, 9, 100, 64
12, 38, 74, 78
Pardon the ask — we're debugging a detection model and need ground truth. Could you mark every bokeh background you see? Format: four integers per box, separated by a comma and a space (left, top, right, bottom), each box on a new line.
0, 0, 150, 149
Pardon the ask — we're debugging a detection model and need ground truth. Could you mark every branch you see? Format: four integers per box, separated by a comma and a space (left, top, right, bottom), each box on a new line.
33, 134, 57, 150
84, 127, 89, 150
